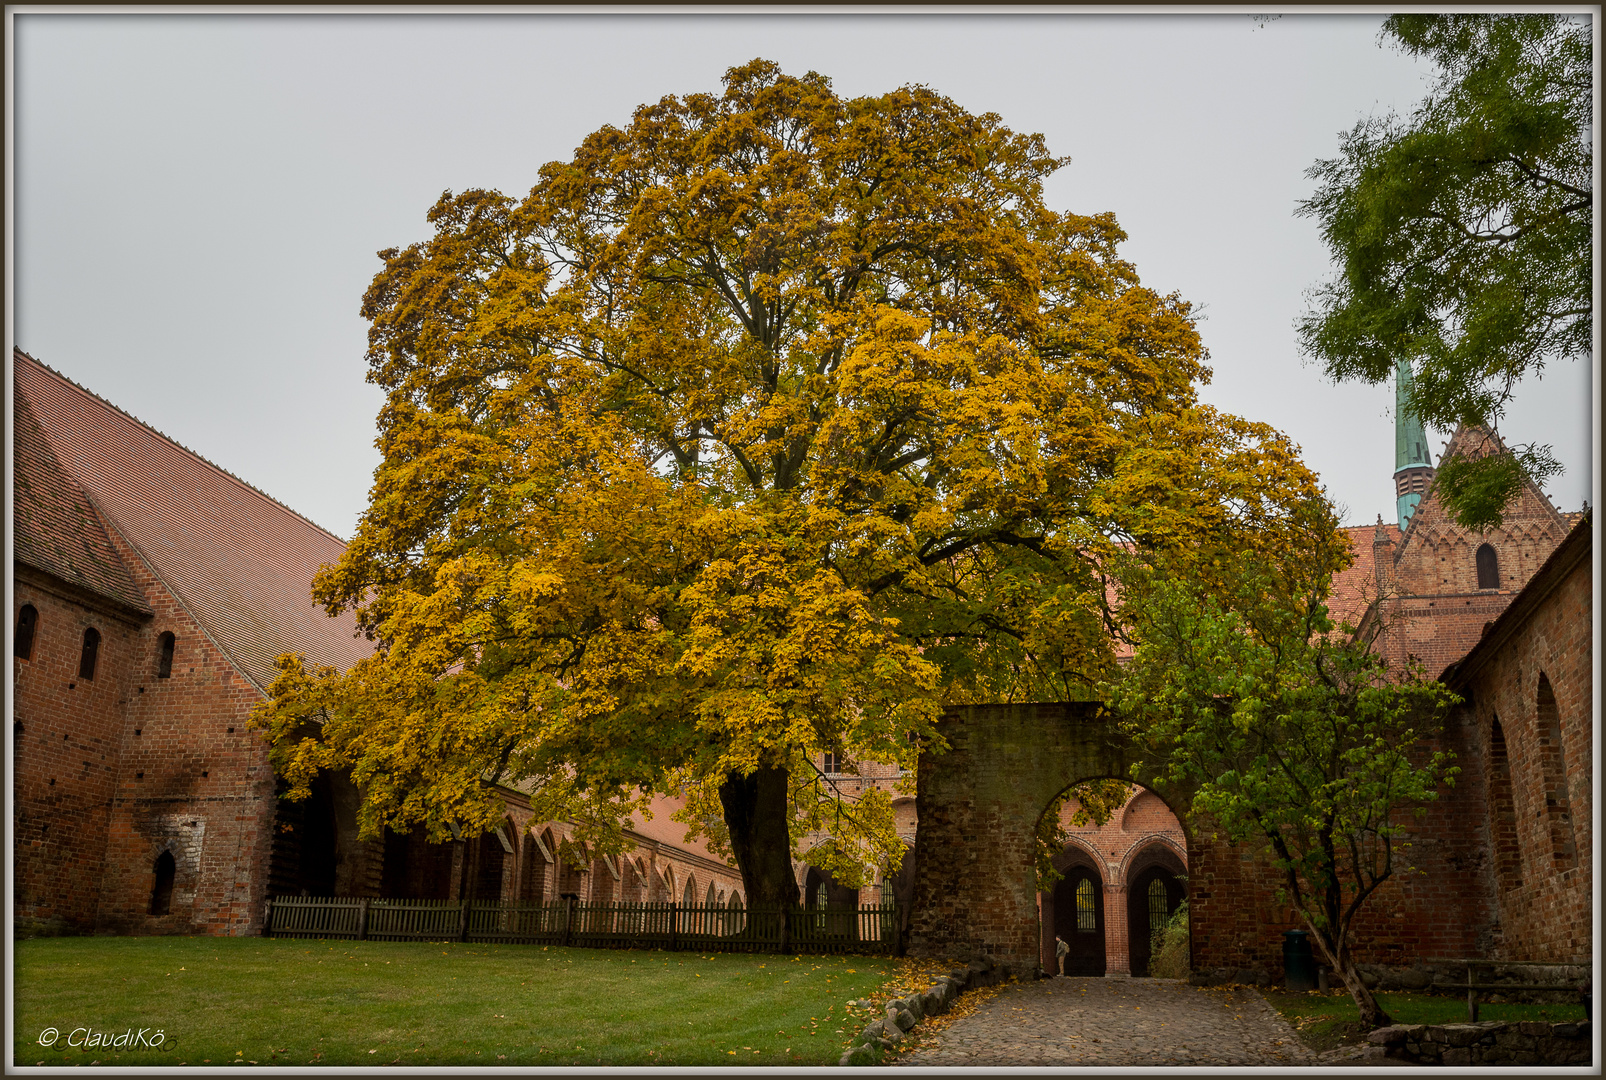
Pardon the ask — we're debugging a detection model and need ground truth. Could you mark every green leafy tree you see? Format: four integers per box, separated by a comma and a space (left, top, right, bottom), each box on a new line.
255, 59, 1326, 910
1107, 499, 1459, 1029
1297, 14, 1591, 530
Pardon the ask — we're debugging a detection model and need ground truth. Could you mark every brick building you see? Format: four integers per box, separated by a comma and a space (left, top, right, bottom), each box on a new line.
11, 350, 746, 936
1188, 370, 1592, 980
904, 361, 1590, 982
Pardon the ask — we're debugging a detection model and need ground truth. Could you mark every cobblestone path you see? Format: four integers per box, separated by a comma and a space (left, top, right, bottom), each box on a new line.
890, 977, 1316, 1068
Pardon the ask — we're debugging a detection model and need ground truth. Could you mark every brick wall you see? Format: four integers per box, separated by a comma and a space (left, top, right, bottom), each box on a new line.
12, 575, 142, 935
91, 523, 278, 936
909, 702, 1151, 977
1448, 534, 1591, 962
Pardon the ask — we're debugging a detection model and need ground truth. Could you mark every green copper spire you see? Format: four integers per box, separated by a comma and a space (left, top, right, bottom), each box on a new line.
1395, 359, 1431, 471
1394, 358, 1434, 528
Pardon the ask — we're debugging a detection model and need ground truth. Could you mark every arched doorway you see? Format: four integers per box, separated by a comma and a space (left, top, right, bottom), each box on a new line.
1126, 856, 1186, 977
1050, 858, 1105, 976
1038, 781, 1189, 978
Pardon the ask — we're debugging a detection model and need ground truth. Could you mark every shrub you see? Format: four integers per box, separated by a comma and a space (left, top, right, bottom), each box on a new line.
1150, 901, 1190, 979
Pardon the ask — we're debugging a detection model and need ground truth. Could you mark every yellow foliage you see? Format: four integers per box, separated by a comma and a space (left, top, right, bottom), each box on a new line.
252, 59, 1329, 897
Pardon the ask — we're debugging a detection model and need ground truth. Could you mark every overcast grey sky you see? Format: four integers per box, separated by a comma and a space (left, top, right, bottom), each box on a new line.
11, 11, 1596, 540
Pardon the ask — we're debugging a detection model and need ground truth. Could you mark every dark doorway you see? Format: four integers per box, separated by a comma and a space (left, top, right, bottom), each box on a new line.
472, 830, 507, 903
803, 864, 861, 943
803, 864, 859, 908
149, 850, 176, 916
295, 772, 339, 896
1127, 865, 1185, 977
381, 825, 454, 899
1052, 866, 1105, 976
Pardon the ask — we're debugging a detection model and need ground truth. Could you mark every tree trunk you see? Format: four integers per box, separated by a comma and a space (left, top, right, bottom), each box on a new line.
1312, 932, 1394, 1029
719, 765, 800, 912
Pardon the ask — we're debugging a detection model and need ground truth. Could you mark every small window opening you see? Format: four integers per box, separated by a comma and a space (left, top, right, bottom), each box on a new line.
78, 627, 100, 680
822, 751, 838, 775
1075, 878, 1097, 931
1476, 544, 1500, 590
149, 850, 176, 916
157, 632, 175, 678
15, 604, 38, 660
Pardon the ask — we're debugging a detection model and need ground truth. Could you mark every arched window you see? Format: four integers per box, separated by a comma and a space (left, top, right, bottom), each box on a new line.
78, 627, 101, 680
1536, 674, 1577, 867
682, 877, 696, 908
157, 632, 175, 678
1075, 878, 1097, 931
1476, 544, 1500, 589
1488, 717, 1521, 890
149, 850, 176, 916
706, 882, 717, 907
1147, 877, 1170, 936
14, 604, 38, 660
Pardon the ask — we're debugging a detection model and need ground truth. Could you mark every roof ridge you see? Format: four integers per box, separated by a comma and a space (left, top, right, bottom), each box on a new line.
14, 348, 350, 544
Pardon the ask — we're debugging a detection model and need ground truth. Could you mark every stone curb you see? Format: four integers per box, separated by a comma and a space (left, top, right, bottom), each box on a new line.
838, 957, 1005, 1066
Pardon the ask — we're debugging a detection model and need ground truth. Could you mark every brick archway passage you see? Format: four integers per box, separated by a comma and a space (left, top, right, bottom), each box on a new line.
908, 703, 1192, 978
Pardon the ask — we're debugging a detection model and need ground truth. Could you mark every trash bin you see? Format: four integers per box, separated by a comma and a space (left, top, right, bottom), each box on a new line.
1283, 929, 1316, 992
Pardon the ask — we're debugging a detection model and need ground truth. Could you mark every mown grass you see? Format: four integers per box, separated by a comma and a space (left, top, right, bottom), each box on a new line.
1263, 987, 1588, 1054
15, 936, 898, 1067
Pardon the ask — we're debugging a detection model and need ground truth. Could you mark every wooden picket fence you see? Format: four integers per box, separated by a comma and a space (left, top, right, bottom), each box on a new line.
264, 896, 899, 954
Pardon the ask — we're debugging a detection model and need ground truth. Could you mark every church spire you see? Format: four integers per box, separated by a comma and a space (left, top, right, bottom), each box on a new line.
1393, 358, 1435, 529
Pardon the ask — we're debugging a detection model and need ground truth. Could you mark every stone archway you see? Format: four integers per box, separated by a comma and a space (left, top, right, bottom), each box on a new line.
909, 702, 1194, 978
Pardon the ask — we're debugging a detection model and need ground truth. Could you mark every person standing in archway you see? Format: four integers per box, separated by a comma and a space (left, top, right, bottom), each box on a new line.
1055, 935, 1070, 977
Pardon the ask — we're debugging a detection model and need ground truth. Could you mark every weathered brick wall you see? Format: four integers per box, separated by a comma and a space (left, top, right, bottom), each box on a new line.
906, 699, 1518, 984
91, 525, 278, 936
13, 575, 142, 935
1452, 542, 1591, 962
909, 702, 1154, 977
1189, 704, 1498, 980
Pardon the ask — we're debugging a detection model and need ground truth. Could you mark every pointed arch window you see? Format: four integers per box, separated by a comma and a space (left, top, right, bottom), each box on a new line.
1488, 717, 1521, 890
78, 627, 101, 680
1536, 673, 1577, 868
14, 604, 38, 660
157, 632, 175, 678
1075, 878, 1097, 931
1476, 544, 1500, 589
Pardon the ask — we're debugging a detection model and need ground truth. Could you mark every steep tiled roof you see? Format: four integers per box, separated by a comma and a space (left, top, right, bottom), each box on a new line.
14, 349, 369, 691
13, 390, 150, 616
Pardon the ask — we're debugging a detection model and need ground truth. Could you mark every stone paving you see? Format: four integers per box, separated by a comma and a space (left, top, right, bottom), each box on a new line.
890, 976, 1318, 1068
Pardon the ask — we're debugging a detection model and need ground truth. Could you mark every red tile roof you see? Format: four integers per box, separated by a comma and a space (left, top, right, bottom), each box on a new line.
14, 349, 370, 691
13, 389, 150, 615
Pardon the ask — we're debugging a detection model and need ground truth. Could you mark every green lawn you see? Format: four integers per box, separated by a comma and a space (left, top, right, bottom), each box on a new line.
15, 937, 898, 1067
1263, 987, 1588, 1055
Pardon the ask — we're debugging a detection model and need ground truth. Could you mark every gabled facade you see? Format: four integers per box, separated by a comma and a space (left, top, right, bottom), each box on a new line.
12, 349, 747, 936
13, 349, 366, 935
1357, 423, 1578, 678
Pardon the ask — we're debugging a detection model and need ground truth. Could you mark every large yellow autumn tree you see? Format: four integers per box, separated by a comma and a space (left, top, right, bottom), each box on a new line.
256, 60, 1327, 908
